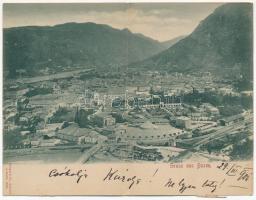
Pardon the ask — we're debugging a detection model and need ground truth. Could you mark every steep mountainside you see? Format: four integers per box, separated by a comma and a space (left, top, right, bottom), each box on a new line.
161, 35, 186, 48
133, 3, 253, 87
4, 22, 166, 77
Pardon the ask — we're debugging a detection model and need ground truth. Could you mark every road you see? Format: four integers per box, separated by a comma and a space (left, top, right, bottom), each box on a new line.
77, 141, 104, 163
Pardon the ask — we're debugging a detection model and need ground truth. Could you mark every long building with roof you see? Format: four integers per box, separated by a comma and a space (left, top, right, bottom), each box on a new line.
56, 123, 106, 143
115, 121, 183, 146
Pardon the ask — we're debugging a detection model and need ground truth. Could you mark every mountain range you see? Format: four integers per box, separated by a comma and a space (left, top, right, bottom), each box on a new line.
4, 3, 253, 89
132, 3, 253, 88
4, 22, 166, 77
161, 35, 186, 48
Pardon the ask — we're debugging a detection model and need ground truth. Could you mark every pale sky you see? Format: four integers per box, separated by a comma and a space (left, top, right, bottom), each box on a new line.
3, 3, 223, 41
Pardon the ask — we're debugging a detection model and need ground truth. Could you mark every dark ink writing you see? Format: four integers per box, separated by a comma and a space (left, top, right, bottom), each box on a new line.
103, 168, 141, 189
49, 167, 88, 183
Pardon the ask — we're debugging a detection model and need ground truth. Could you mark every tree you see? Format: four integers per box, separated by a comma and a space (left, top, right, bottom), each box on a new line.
230, 138, 253, 160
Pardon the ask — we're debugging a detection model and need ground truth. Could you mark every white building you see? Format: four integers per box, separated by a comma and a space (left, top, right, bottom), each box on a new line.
176, 116, 191, 129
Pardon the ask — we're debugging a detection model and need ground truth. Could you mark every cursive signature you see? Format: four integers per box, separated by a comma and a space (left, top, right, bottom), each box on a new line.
49, 167, 88, 183
103, 168, 141, 189
178, 178, 196, 193
201, 179, 220, 193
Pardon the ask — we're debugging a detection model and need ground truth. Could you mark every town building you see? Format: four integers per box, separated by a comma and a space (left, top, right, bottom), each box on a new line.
189, 112, 209, 121
201, 103, 219, 115
241, 91, 253, 97
115, 121, 182, 146
56, 123, 105, 143
92, 112, 116, 127
175, 116, 191, 129
135, 86, 150, 96
219, 114, 244, 126
217, 87, 233, 95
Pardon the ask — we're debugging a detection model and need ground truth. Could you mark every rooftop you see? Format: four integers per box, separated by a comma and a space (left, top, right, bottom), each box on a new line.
58, 123, 103, 138
221, 114, 244, 123
116, 121, 182, 137
94, 111, 113, 118
177, 116, 190, 120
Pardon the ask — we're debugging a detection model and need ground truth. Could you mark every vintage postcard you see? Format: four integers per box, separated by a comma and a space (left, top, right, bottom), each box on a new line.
2, 1, 253, 196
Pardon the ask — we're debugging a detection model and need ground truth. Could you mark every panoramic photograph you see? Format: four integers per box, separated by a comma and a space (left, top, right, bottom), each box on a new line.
3, 3, 253, 164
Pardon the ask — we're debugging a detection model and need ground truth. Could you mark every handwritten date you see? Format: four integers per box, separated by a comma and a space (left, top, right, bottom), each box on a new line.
217, 162, 252, 182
